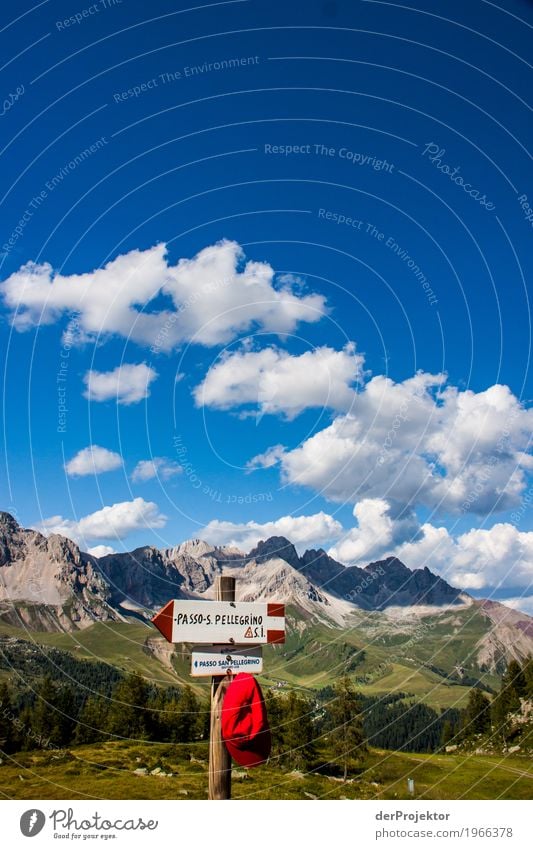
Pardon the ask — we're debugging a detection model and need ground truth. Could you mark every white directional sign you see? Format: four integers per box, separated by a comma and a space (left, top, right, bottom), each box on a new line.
190, 645, 263, 677
152, 600, 285, 644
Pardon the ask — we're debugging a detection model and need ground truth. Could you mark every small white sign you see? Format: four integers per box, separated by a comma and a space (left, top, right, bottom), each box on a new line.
190, 645, 263, 677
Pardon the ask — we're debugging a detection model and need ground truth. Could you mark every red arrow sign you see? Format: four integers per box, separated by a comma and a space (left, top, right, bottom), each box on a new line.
152, 600, 285, 644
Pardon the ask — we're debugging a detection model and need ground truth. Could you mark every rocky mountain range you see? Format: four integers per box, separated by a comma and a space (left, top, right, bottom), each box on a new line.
1, 511, 532, 673
0, 512, 465, 624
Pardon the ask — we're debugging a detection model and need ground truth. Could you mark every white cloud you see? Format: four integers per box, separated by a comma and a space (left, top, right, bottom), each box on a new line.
83, 363, 157, 405
395, 521, 533, 592
0, 240, 326, 350
246, 444, 286, 471
37, 498, 167, 545
500, 595, 533, 616
88, 544, 115, 557
202, 511, 343, 552
131, 457, 182, 482
324, 496, 533, 596
281, 373, 533, 515
328, 498, 420, 565
65, 445, 123, 477
194, 343, 363, 419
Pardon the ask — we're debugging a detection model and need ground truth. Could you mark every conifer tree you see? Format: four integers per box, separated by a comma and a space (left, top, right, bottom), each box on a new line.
0, 682, 16, 754
174, 686, 201, 742
491, 659, 527, 741
75, 695, 109, 744
523, 657, 533, 698
31, 675, 67, 747
328, 676, 367, 780
283, 691, 316, 769
505, 660, 527, 701
106, 672, 149, 740
264, 691, 285, 759
440, 718, 454, 747
464, 688, 491, 736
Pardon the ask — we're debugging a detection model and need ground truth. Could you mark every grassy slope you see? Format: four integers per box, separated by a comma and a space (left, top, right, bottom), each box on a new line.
0, 741, 530, 800
0, 606, 496, 709
0, 620, 187, 688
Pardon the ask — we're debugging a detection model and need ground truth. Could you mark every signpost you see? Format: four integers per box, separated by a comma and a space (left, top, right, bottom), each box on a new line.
151, 576, 285, 800
190, 645, 263, 677
152, 599, 285, 645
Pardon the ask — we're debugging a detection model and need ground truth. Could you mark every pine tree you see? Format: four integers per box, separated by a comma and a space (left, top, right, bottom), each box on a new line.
505, 660, 527, 701
30, 676, 67, 748
75, 696, 109, 744
328, 676, 367, 780
282, 691, 316, 769
173, 686, 201, 742
146, 689, 168, 741
523, 657, 533, 698
440, 719, 454, 747
491, 692, 509, 740
264, 691, 285, 759
106, 673, 149, 740
0, 682, 16, 754
491, 659, 527, 741
464, 688, 491, 736
54, 685, 76, 747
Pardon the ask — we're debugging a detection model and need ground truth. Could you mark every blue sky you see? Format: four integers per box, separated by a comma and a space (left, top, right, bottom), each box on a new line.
1, 0, 532, 609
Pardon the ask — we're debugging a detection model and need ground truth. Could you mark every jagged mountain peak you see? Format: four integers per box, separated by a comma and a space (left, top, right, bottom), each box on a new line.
0, 514, 117, 630
0, 518, 532, 671
246, 535, 300, 569
0, 511, 20, 533
173, 538, 216, 558
365, 556, 411, 575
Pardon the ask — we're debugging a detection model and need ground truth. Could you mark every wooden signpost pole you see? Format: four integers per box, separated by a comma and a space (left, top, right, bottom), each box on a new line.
208, 575, 235, 800
151, 578, 285, 800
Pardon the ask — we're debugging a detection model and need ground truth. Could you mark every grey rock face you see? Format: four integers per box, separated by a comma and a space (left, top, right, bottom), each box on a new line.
0, 512, 117, 629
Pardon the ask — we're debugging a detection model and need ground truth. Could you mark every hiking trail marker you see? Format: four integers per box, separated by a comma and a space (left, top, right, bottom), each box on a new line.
190, 645, 263, 677
151, 598, 285, 645
151, 578, 285, 800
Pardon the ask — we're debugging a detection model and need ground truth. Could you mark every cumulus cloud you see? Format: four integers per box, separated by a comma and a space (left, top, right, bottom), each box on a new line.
131, 457, 182, 482
37, 498, 167, 545
194, 343, 363, 419
500, 595, 533, 616
323, 496, 533, 595
328, 498, 421, 565
202, 511, 343, 552
83, 363, 157, 405
395, 520, 533, 592
246, 444, 286, 471
281, 373, 533, 515
65, 445, 123, 477
88, 544, 115, 557
0, 240, 326, 350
